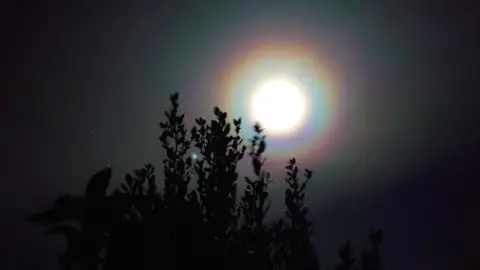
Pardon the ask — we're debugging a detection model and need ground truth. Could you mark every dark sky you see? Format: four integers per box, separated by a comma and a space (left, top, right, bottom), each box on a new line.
2, 1, 479, 270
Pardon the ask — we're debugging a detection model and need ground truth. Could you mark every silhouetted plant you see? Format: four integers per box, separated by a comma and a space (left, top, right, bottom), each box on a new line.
280, 158, 319, 270
360, 229, 384, 270
335, 230, 385, 270
234, 123, 274, 270
29, 168, 114, 270
336, 241, 357, 270
30, 92, 383, 270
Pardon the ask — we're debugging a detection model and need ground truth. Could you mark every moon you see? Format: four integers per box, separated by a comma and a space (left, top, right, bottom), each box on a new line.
250, 77, 307, 136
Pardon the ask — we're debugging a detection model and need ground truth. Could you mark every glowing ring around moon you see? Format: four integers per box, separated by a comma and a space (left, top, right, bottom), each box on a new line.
217, 42, 345, 165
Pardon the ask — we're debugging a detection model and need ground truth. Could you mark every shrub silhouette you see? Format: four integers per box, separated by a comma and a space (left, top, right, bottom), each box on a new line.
335, 229, 385, 270
29, 93, 384, 270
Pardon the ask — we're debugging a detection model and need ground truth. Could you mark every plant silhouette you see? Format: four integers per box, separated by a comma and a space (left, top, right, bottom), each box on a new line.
30, 93, 384, 270
334, 229, 385, 270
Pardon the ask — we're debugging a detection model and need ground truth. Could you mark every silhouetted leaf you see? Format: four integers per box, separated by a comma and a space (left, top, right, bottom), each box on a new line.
85, 167, 112, 197
213, 106, 221, 117
125, 174, 133, 186
170, 92, 179, 103
252, 158, 261, 176
257, 140, 266, 155
195, 117, 206, 126
304, 169, 312, 179
121, 184, 129, 193
224, 123, 231, 135
253, 122, 263, 133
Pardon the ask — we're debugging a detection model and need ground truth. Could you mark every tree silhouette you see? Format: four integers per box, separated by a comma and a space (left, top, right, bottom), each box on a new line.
29, 92, 384, 270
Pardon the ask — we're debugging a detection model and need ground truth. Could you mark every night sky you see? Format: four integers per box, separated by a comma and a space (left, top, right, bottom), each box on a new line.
2, 1, 479, 270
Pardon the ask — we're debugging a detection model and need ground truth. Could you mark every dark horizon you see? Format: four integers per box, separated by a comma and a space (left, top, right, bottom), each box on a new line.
2, 1, 479, 270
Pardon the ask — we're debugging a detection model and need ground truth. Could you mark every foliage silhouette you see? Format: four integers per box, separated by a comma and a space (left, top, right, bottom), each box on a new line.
334, 229, 385, 270
30, 93, 384, 270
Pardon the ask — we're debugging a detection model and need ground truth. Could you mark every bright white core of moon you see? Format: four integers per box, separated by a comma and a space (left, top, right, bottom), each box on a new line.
251, 78, 307, 135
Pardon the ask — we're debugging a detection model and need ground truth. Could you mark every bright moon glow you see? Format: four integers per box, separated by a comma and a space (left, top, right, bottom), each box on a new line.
251, 78, 307, 135
219, 42, 342, 164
